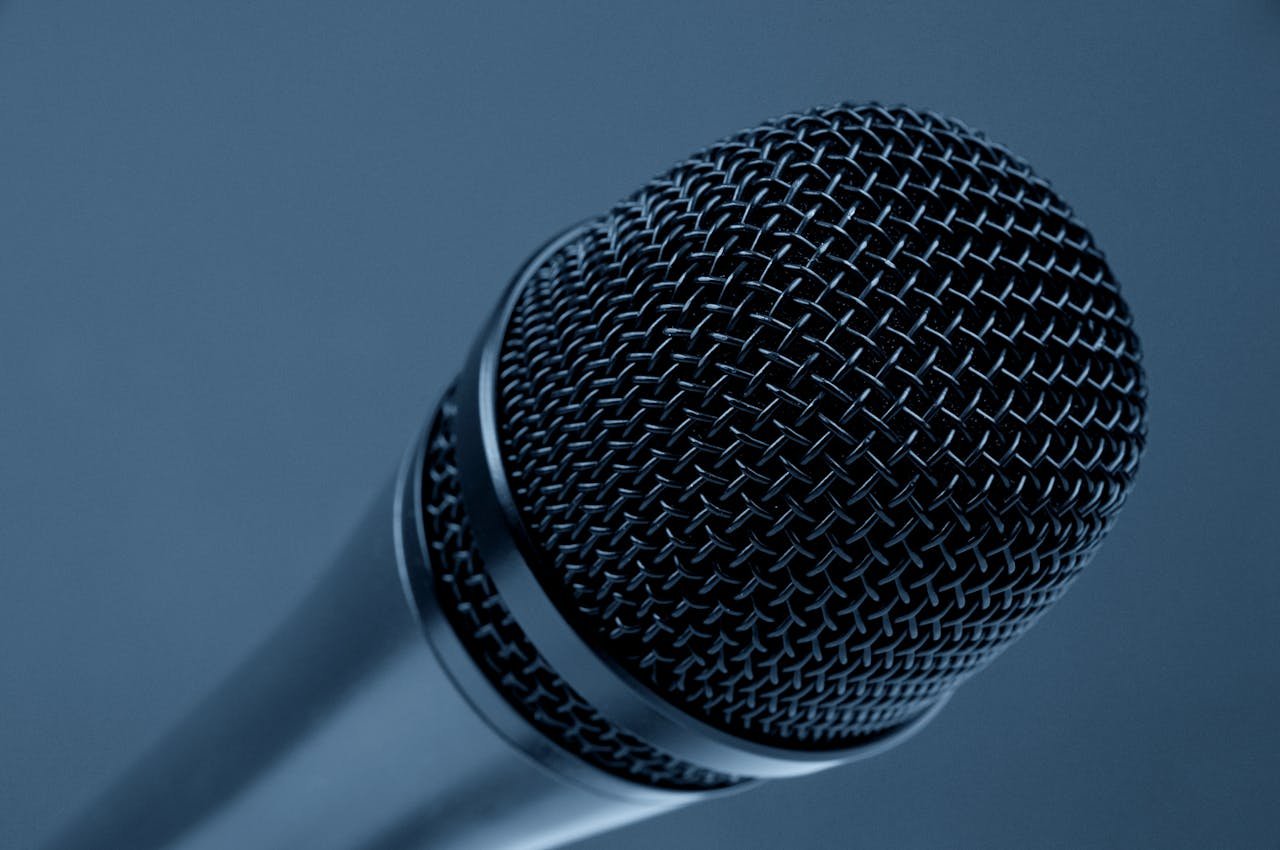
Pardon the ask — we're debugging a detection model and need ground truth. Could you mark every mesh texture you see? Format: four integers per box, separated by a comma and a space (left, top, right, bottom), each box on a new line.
493, 103, 1146, 747
423, 392, 742, 788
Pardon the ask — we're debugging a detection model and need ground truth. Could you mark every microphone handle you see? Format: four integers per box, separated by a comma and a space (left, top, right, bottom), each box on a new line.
44, 443, 692, 850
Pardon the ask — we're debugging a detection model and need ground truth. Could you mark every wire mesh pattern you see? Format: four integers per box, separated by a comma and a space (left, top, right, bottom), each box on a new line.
422, 392, 742, 789
495, 103, 1147, 747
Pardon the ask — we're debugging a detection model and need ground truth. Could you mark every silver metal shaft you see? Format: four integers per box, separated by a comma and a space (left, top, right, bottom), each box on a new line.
42, 468, 687, 850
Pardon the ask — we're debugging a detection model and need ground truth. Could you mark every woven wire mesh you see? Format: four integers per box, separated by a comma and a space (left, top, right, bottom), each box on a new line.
493, 103, 1146, 747
422, 392, 742, 788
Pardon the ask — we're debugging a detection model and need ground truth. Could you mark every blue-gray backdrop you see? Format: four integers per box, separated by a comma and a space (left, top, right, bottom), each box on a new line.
2, 1, 1277, 848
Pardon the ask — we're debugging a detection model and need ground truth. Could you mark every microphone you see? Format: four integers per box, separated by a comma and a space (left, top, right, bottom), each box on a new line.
45, 103, 1147, 850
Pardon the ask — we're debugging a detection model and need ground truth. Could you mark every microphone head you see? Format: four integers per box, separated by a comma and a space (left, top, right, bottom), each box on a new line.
489, 103, 1146, 749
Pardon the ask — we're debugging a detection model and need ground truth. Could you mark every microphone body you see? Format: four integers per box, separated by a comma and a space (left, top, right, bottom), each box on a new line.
47, 229, 923, 850
44, 479, 687, 850
45, 103, 1146, 850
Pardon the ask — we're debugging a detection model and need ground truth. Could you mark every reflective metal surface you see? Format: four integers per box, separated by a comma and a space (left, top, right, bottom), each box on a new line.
453, 226, 944, 781
42, 439, 688, 850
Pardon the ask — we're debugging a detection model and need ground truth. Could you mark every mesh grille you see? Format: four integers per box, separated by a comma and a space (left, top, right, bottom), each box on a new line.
494, 103, 1146, 747
422, 391, 742, 789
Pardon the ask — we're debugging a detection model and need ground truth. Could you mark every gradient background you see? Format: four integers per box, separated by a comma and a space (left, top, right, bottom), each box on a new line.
3, 2, 1277, 848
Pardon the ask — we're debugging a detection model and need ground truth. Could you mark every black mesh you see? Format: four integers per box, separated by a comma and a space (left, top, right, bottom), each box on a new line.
422, 392, 742, 789
494, 103, 1146, 747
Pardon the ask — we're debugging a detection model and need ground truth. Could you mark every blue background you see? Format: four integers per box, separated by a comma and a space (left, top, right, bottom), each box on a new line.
3, 1, 1277, 847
